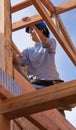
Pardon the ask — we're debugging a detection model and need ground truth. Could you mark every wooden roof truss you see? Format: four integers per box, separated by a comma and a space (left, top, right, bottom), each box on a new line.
0, 0, 76, 130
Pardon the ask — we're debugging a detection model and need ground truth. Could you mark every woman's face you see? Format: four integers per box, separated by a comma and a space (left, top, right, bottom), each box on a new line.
29, 28, 41, 43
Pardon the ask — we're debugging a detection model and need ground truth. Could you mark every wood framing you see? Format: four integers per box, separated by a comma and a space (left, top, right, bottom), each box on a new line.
0, 0, 13, 129
0, 0, 13, 76
11, 0, 76, 14
0, 0, 76, 129
56, 0, 76, 14
12, 0, 76, 65
13, 68, 76, 130
0, 80, 76, 119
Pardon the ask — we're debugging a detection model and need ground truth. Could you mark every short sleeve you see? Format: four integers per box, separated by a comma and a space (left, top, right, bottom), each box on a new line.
44, 38, 56, 53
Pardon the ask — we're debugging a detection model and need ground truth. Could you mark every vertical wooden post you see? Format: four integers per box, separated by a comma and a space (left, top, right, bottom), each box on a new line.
0, 0, 13, 76
0, 0, 13, 130
0, 115, 10, 130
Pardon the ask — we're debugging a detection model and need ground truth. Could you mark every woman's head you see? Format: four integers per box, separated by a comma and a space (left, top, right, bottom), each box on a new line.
25, 22, 50, 38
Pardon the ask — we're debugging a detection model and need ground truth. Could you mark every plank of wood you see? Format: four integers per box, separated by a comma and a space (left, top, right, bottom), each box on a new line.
0, 0, 5, 71
41, 0, 54, 13
11, 0, 32, 13
44, 109, 76, 130
0, 79, 76, 119
11, 0, 76, 15
57, 15, 76, 54
4, 0, 13, 76
56, 0, 76, 14
0, 115, 10, 130
0, 0, 13, 129
12, 14, 42, 31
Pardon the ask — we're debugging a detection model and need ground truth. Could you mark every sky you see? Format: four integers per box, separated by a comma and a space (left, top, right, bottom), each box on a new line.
11, 0, 76, 128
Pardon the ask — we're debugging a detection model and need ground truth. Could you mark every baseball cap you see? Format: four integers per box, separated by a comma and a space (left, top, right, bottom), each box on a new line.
25, 22, 47, 33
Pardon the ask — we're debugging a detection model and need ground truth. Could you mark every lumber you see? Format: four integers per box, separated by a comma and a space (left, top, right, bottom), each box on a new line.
0, 0, 5, 71
57, 15, 76, 54
0, 115, 10, 130
12, 14, 42, 31
0, 0, 13, 76
41, 0, 54, 13
0, 0, 13, 129
56, 0, 76, 14
11, 0, 32, 13
0, 80, 76, 119
43, 109, 76, 130
11, 0, 76, 15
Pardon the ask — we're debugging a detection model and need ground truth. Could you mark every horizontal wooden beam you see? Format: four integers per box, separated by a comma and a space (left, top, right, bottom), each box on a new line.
12, 14, 42, 31
11, 0, 76, 14
56, 0, 76, 14
11, 0, 32, 13
0, 80, 76, 119
14, 68, 76, 130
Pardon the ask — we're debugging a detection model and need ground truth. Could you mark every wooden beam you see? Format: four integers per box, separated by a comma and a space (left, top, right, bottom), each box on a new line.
0, 115, 10, 130
57, 15, 76, 54
0, 0, 5, 70
0, 80, 76, 119
56, 0, 76, 14
0, 0, 13, 129
43, 109, 76, 130
11, 0, 76, 15
14, 68, 76, 130
4, 0, 13, 76
12, 14, 42, 31
10, 120, 23, 130
15, 117, 43, 130
41, 0, 55, 13
0, 0, 13, 76
11, 0, 32, 13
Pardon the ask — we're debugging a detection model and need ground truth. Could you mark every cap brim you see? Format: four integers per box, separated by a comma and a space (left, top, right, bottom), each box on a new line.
25, 27, 30, 33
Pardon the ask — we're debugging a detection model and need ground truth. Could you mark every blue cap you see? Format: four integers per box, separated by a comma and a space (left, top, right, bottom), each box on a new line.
25, 22, 47, 33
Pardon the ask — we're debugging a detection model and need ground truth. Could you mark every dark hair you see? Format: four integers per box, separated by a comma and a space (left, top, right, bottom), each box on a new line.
25, 22, 50, 38
35, 24, 50, 38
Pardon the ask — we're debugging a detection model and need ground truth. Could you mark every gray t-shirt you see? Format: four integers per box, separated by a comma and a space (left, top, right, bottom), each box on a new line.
18, 38, 60, 80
